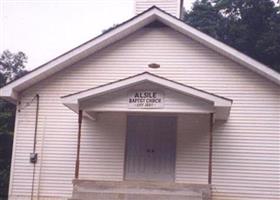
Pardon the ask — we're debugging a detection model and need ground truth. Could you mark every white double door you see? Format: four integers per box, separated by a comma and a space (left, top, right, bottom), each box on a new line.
125, 116, 176, 181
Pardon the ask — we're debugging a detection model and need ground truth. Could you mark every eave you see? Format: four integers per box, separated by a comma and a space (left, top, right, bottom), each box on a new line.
1, 6, 279, 103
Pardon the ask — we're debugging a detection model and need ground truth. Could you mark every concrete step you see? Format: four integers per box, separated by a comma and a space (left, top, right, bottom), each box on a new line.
71, 180, 210, 200
73, 192, 203, 200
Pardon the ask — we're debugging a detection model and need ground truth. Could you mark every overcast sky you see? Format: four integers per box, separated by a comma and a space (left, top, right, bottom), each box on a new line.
0, 0, 195, 69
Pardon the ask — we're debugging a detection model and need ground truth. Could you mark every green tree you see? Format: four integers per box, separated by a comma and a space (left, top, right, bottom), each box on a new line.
0, 50, 27, 199
184, 0, 280, 72
184, 0, 225, 39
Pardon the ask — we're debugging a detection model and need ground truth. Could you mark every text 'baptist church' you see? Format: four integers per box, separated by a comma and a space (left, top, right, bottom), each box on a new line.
128, 91, 164, 108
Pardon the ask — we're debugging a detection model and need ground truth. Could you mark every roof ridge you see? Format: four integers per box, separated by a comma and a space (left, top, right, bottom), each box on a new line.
1, 5, 279, 102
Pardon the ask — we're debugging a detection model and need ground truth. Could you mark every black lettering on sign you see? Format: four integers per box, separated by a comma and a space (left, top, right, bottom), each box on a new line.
128, 91, 164, 109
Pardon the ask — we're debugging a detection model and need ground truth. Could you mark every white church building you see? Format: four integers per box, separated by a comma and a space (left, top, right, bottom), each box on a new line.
1, 0, 279, 199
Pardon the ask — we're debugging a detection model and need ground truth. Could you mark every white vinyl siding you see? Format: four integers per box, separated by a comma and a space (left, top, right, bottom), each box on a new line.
9, 27, 280, 200
176, 114, 210, 184
80, 113, 126, 181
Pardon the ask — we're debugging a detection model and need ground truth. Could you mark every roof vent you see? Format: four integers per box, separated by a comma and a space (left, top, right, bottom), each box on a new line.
148, 63, 160, 69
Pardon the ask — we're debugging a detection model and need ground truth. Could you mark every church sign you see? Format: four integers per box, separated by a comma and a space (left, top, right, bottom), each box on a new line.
128, 91, 164, 109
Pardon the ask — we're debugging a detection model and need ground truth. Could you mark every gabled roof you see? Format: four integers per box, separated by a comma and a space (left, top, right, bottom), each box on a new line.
61, 72, 232, 120
1, 6, 279, 103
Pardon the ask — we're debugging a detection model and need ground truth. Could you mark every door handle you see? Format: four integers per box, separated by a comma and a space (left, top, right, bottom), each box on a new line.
146, 149, 155, 153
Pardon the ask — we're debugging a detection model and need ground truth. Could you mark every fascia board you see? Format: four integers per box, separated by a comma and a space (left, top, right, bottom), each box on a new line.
145, 75, 232, 107
3, 6, 276, 105
61, 73, 232, 108
0, 88, 18, 104
154, 10, 280, 85
2, 7, 279, 104
0, 10, 158, 101
62, 75, 149, 103
61, 101, 79, 114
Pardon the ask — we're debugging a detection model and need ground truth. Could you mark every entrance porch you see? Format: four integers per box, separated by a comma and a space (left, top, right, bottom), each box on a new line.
61, 72, 232, 200
70, 180, 211, 200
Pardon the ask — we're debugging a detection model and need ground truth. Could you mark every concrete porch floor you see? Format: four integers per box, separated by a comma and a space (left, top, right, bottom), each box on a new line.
70, 179, 211, 200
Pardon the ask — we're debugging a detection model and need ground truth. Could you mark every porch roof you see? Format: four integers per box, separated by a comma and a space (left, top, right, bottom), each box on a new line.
61, 72, 232, 120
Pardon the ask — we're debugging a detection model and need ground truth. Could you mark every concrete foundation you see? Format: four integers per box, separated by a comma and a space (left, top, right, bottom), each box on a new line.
70, 180, 211, 200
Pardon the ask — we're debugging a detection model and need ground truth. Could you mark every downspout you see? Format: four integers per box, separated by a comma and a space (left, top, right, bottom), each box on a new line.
75, 110, 83, 179
30, 94, 40, 200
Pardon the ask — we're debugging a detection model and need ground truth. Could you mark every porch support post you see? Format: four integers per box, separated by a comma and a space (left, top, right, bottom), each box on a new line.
208, 113, 214, 184
75, 110, 83, 179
